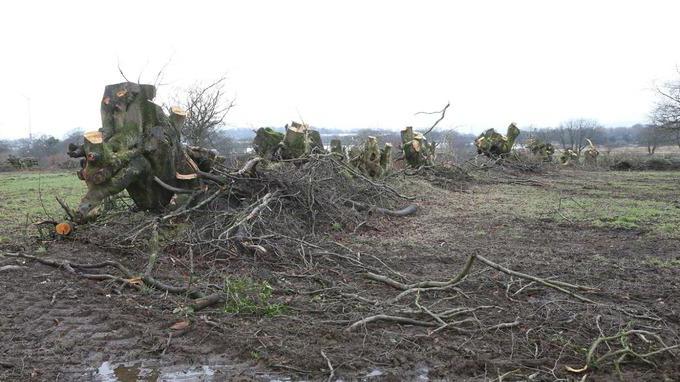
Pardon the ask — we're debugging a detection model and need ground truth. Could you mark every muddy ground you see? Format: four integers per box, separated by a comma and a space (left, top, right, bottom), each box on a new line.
1, 168, 679, 381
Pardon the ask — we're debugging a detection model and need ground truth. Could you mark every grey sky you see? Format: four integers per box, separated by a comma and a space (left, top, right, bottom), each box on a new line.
1, 0, 679, 139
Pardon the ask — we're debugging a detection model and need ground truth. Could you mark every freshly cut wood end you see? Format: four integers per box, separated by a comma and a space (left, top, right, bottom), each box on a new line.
412, 139, 422, 152
176, 172, 198, 180
55, 222, 73, 236
288, 121, 308, 133
84, 131, 103, 144
170, 106, 187, 116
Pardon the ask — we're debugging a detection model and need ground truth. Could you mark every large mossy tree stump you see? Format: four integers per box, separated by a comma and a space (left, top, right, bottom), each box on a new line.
67, 82, 209, 223
474, 123, 520, 157
401, 126, 436, 167
253, 127, 285, 159
253, 121, 324, 160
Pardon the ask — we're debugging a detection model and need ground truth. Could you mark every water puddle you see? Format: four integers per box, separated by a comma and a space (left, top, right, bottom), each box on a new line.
93, 361, 430, 381
96, 361, 217, 381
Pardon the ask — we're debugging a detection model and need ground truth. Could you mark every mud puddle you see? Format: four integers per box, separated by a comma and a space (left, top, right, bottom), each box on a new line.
93, 361, 430, 381
93, 360, 289, 382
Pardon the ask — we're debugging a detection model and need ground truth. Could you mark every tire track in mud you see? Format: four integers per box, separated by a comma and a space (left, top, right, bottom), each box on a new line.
0, 261, 242, 381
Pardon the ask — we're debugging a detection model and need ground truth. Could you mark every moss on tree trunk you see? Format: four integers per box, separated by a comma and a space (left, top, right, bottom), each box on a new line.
401, 126, 435, 167
68, 82, 211, 223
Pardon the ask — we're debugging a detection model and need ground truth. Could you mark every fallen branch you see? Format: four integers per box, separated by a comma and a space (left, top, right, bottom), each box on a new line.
4, 252, 203, 298
144, 222, 160, 276
56, 196, 76, 220
346, 314, 437, 332
320, 351, 335, 382
232, 156, 262, 176
153, 176, 196, 194
357, 253, 596, 331
567, 329, 679, 379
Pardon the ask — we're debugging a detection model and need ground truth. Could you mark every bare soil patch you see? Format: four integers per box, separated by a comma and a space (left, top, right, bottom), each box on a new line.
1, 168, 679, 381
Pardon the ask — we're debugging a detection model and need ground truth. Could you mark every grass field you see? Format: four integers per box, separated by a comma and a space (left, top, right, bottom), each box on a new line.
481, 170, 680, 238
0, 171, 85, 240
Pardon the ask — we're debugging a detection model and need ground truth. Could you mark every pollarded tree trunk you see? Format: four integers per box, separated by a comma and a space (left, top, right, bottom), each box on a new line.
253, 127, 285, 159
308, 129, 324, 153
253, 122, 324, 160
380, 143, 392, 172
281, 122, 309, 159
401, 126, 435, 167
583, 139, 599, 166
67, 82, 203, 223
349, 136, 392, 178
330, 139, 346, 160
474, 123, 520, 157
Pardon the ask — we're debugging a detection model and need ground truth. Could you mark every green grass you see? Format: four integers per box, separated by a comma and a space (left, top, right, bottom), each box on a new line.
223, 276, 286, 317
645, 257, 680, 269
476, 171, 680, 238
0, 171, 85, 225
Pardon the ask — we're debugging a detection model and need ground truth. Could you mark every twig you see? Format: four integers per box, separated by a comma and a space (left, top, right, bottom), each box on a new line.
475, 254, 596, 303
144, 222, 159, 276
346, 314, 437, 332
55, 196, 76, 221
320, 351, 335, 382
416, 102, 451, 136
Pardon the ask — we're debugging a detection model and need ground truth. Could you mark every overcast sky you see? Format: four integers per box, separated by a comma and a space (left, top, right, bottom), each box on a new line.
1, 0, 679, 139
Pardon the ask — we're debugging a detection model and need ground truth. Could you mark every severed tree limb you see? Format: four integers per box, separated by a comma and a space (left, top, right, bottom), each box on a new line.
159, 187, 224, 222
345, 199, 418, 217
56, 196, 76, 221
153, 176, 195, 194
190, 292, 225, 311
474, 254, 596, 303
366, 254, 595, 304
417, 102, 451, 136
144, 222, 160, 276
219, 191, 277, 240
320, 351, 335, 382
232, 157, 262, 176
346, 314, 438, 332
4, 252, 203, 298
365, 254, 475, 291
567, 329, 679, 377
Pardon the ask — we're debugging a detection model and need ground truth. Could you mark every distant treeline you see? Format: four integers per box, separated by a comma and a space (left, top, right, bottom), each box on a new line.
0, 123, 672, 168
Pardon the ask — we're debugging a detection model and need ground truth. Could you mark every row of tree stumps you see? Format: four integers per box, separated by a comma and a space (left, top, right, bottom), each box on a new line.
252, 123, 436, 178
474, 122, 600, 166
61, 81, 441, 231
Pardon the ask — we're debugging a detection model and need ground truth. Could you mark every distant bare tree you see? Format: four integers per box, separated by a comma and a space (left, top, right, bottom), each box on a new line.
558, 119, 601, 154
641, 125, 660, 154
177, 78, 235, 147
652, 74, 680, 147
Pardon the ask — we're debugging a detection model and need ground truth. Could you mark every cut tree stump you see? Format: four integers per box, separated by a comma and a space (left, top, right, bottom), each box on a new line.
253, 122, 324, 160
349, 136, 392, 178
65, 82, 215, 223
401, 126, 435, 167
474, 123, 520, 157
